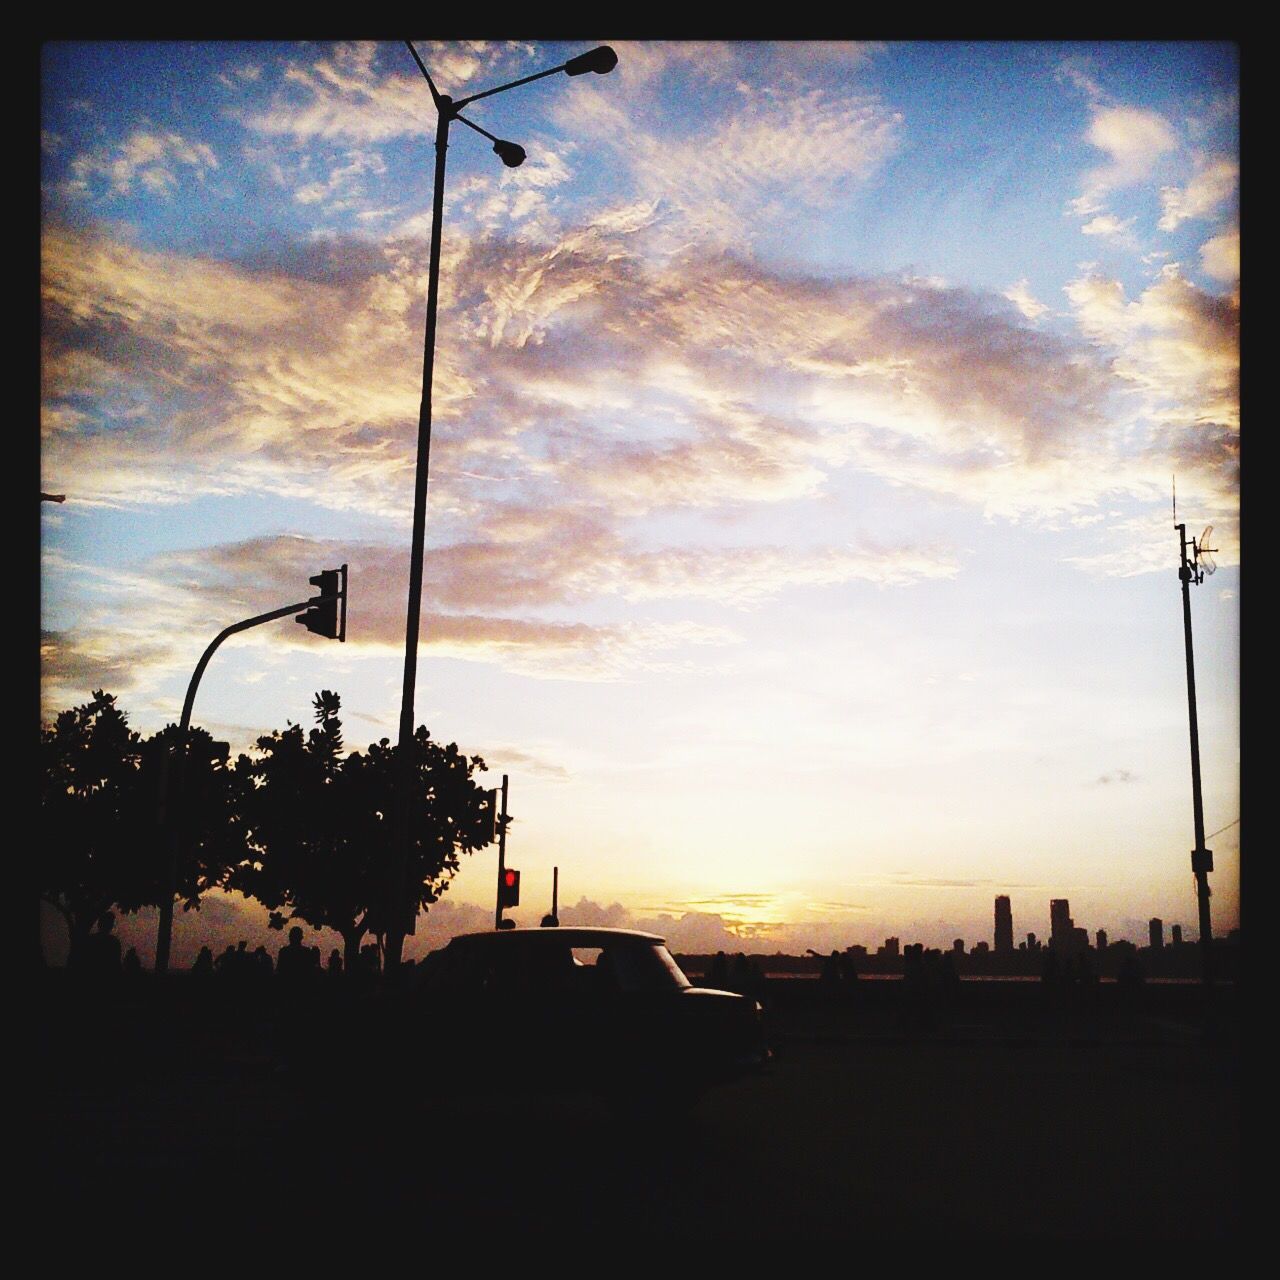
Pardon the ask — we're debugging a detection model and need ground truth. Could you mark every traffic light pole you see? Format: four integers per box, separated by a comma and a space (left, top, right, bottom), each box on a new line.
154, 581, 346, 974
1177, 524, 1215, 995
494, 773, 509, 928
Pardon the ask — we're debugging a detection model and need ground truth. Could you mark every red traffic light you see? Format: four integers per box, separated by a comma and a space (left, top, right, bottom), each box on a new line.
498, 867, 520, 908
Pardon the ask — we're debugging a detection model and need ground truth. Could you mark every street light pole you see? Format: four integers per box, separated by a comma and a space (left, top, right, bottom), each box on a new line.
386, 41, 617, 971
387, 88, 451, 972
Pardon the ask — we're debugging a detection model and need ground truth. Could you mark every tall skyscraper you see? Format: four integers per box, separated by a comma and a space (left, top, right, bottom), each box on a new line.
1096, 929, 1108, 951
1172, 924, 1183, 945
994, 895, 1013, 954
1050, 899, 1072, 947
1149, 918, 1164, 949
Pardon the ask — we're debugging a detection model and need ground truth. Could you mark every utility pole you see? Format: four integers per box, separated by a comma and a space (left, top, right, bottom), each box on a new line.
494, 774, 510, 928
542, 867, 559, 927
1176, 522, 1216, 995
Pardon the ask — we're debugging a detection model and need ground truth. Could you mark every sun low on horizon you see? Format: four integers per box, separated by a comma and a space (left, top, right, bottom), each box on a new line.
40, 39, 1239, 965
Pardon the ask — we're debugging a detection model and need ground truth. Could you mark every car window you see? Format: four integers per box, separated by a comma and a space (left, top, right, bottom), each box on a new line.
606, 942, 691, 992
418, 937, 692, 994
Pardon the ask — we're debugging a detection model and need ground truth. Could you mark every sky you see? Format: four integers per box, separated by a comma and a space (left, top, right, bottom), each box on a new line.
39, 40, 1240, 964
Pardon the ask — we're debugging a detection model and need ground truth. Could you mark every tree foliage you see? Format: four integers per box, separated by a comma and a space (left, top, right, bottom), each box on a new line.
40, 690, 243, 961
229, 691, 499, 964
42, 689, 498, 967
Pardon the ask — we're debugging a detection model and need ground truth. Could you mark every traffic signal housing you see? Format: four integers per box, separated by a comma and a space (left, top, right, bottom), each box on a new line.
296, 564, 347, 641
498, 867, 520, 909
478, 788, 499, 844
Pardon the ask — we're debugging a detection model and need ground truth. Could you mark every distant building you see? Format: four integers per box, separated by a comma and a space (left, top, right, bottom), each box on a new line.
952, 939, 965, 955
1149, 918, 1164, 950
1171, 924, 1183, 946
1050, 899, 1087, 957
879, 937, 900, 958
1096, 929, 1108, 951
994, 896, 1013, 954
972, 941, 989, 955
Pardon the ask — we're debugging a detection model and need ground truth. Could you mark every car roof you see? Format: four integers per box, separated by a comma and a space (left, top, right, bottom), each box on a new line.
447, 926, 666, 947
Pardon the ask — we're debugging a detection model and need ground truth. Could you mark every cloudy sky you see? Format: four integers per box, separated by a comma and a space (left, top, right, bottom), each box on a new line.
40, 40, 1239, 962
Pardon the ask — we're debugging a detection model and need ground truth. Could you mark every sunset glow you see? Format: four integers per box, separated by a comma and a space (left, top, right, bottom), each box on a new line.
40, 40, 1239, 963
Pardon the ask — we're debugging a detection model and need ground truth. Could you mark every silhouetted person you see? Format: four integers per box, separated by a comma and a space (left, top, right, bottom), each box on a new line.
350, 943, 381, 992
192, 945, 214, 977
820, 950, 845, 1003
594, 949, 619, 991
277, 927, 310, 983
902, 944, 933, 1029
938, 949, 960, 1005
1117, 948, 1145, 1010
731, 953, 765, 1004
80, 912, 122, 978
842, 947, 861, 1002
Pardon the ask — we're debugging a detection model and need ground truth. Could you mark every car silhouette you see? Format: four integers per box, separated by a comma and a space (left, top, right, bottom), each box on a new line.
399, 926, 770, 1111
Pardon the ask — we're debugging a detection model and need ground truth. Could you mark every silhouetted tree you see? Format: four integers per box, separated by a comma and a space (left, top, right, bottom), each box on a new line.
141, 721, 248, 915
231, 691, 498, 967
41, 691, 242, 962
41, 692, 144, 964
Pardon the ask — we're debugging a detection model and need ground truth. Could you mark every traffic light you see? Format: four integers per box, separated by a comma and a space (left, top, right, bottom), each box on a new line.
479, 788, 499, 844
498, 867, 520, 909
296, 565, 347, 641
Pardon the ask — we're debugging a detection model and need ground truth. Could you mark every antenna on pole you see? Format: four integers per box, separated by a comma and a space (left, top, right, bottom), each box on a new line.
1174, 511, 1215, 1000
1198, 526, 1217, 577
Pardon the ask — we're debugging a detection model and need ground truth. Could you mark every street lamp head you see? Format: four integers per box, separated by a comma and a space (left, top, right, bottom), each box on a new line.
492, 139, 527, 168
564, 46, 618, 76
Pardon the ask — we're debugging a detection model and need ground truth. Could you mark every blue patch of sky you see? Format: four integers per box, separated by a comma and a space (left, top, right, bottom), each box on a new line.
769, 41, 1236, 306
41, 492, 393, 572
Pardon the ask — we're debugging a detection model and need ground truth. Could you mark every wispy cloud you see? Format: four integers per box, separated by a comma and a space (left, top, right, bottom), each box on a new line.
1080, 213, 1136, 243
44, 203, 1236, 570
1070, 104, 1177, 222
62, 128, 219, 199
1199, 226, 1239, 285
1004, 278, 1050, 321
554, 63, 901, 248
1158, 155, 1238, 231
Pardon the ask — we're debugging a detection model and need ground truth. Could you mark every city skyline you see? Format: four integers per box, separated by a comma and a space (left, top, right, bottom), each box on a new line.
40, 41, 1239, 961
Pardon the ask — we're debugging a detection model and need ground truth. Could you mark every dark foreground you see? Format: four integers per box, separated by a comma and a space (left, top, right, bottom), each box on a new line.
35, 975, 1241, 1239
